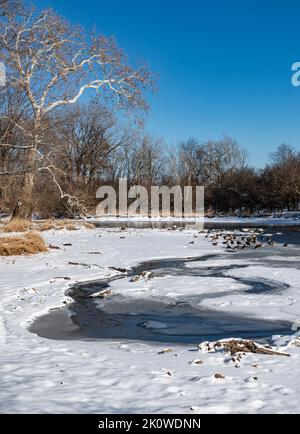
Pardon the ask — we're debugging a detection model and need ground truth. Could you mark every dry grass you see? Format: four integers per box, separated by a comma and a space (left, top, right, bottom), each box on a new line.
40, 220, 80, 231
36, 220, 93, 231
0, 232, 48, 256
2, 218, 31, 233
63, 223, 79, 231
37, 220, 58, 232
83, 222, 95, 230
0, 218, 95, 233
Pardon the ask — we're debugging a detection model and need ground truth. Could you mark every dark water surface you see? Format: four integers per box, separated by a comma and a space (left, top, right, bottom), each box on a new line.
29, 228, 299, 344
89, 220, 300, 231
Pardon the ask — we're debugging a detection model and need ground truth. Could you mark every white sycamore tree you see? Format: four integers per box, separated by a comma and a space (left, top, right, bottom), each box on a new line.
0, 3, 153, 217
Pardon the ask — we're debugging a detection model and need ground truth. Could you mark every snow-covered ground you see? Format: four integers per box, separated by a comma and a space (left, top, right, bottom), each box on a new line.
0, 227, 300, 414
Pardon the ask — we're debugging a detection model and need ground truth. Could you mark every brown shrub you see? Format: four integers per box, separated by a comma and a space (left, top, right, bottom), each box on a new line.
1, 218, 95, 234
0, 232, 48, 256
1, 218, 31, 233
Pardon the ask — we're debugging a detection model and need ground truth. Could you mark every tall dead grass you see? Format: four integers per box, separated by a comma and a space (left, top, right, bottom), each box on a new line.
2, 218, 31, 233
0, 232, 48, 256
0, 218, 95, 233
37, 220, 95, 231
37, 220, 80, 231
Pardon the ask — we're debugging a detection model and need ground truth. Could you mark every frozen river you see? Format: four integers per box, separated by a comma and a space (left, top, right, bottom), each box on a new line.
29, 228, 300, 344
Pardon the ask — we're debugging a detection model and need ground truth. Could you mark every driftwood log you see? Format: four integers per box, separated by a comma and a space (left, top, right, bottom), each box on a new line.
221, 339, 290, 357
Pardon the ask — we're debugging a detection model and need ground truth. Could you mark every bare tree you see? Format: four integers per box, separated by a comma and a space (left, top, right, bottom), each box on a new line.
177, 139, 206, 186
0, 4, 154, 217
262, 144, 300, 210
176, 137, 247, 186
0, 0, 23, 16
121, 135, 166, 188
56, 102, 132, 198
201, 137, 247, 187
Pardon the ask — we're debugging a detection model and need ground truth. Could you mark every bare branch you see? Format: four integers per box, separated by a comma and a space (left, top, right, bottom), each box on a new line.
0, 143, 35, 149
37, 165, 87, 215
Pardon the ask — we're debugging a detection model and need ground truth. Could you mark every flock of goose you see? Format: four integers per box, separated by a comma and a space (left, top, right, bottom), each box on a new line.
204, 229, 289, 251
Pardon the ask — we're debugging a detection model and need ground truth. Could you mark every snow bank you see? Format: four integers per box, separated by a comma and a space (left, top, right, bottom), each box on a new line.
0, 228, 299, 414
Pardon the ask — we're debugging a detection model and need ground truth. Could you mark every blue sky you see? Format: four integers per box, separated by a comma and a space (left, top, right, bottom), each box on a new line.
34, 0, 300, 167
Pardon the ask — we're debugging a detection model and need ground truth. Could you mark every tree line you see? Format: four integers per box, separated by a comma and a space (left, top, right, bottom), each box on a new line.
1, 1, 300, 218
